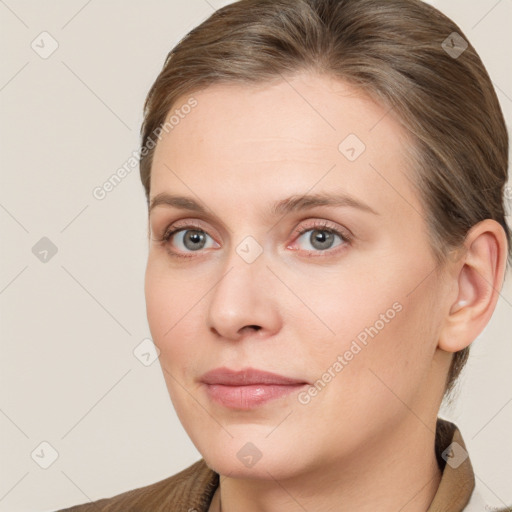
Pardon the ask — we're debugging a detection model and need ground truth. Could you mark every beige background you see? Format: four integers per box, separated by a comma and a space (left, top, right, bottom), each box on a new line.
0, 1, 511, 511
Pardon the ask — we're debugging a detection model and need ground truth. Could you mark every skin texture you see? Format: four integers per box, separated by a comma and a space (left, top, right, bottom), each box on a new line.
144, 72, 507, 512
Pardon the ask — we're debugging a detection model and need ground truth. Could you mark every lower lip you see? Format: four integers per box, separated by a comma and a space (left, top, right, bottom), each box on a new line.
203, 383, 307, 409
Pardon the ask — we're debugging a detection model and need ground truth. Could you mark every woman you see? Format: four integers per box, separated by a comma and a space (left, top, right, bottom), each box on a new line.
58, 0, 511, 510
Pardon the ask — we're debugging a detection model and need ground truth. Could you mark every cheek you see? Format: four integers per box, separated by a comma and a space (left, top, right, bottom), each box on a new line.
144, 267, 198, 420
144, 257, 214, 393
145, 260, 192, 356
144, 263, 170, 341
298, 263, 439, 400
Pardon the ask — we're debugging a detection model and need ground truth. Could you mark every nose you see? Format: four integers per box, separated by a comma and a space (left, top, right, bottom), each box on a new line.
206, 243, 282, 342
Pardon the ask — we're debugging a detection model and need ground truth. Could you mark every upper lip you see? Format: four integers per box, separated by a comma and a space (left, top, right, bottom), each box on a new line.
200, 367, 308, 386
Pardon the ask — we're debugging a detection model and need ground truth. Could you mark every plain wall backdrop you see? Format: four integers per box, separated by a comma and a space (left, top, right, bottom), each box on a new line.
0, 1, 511, 511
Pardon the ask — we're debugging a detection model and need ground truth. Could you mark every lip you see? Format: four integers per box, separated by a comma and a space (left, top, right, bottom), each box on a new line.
200, 367, 309, 409
200, 367, 308, 386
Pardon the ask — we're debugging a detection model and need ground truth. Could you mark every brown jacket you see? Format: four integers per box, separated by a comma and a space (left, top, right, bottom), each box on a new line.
55, 418, 510, 512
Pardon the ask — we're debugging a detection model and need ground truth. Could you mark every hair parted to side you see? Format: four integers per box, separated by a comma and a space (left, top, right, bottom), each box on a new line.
139, 0, 511, 398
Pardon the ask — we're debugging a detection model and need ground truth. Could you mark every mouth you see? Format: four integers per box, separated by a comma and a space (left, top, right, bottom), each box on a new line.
200, 367, 309, 410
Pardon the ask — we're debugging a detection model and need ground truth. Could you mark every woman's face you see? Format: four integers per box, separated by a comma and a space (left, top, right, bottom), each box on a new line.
145, 72, 452, 479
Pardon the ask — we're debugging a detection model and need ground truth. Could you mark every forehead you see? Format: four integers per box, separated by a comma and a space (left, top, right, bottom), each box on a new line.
150, 72, 420, 221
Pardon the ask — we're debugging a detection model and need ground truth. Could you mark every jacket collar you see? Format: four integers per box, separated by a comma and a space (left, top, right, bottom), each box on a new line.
427, 417, 475, 511
189, 417, 475, 511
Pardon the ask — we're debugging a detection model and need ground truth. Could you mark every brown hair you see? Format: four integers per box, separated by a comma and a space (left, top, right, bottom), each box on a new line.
139, 0, 510, 397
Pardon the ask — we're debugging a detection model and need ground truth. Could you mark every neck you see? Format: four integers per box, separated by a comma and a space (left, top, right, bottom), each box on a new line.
210, 416, 442, 512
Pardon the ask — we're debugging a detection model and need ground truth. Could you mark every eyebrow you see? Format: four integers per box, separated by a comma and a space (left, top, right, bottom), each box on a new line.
149, 192, 379, 217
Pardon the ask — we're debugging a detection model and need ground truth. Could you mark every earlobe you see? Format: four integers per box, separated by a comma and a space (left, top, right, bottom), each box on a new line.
438, 219, 508, 353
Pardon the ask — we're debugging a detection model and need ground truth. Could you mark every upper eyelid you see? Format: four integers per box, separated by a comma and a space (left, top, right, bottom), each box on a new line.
162, 218, 346, 235
161, 218, 215, 237
151, 204, 356, 234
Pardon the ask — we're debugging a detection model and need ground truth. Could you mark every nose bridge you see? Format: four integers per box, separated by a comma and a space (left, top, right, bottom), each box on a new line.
206, 232, 278, 339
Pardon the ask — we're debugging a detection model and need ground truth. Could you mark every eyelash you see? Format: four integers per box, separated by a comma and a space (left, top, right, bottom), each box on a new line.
155, 220, 352, 259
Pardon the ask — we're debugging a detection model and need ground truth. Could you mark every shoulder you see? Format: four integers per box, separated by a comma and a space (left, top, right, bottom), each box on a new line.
54, 458, 219, 512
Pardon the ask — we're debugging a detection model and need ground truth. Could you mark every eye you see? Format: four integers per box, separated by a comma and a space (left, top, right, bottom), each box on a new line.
158, 222, 219, 258
289, 221, 351, 256
155, 219, 351, 259
172, 229, 216, 252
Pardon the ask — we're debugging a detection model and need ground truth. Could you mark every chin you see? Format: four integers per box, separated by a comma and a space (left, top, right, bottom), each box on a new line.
196, 434, 301, 479
204, 451, 300, 480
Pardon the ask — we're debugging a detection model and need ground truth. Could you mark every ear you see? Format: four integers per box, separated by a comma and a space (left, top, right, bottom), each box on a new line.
438, 219, 508, 353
